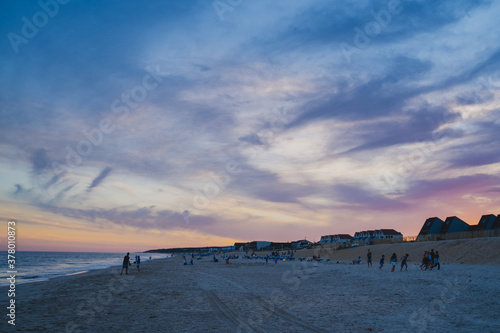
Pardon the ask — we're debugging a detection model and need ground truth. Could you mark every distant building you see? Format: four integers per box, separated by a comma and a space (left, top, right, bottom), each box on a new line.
374, 229, 403, 240
291, 239, 312, 249
249, 241, 272, 251
331, 234, 353, 243
352, 231, 374, 240
319, 234, 352, 244
318, 235, 334, 244
234, 241, 272, 251
440, 216, 470, 234
418, 217, 445, 236
363, 230, 376, 239
268, 242, 292, 250
234, 242, 247, 251
353, 231, 364, 239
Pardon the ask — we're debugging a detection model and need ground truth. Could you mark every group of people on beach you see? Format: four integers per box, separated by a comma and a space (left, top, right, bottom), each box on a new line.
363, 249, 440, 272
374, 252, 409, 272
120, 252, 141, 275
419, 249, 440, 270
183, 253, 194, 265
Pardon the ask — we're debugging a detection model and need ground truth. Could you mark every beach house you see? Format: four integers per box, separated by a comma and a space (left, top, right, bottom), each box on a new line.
440, 216, 470, 234
373, 229, 403, 240
363, 230, 376, 239
291, 239, 312, 249
418, 217, 445, 236
268, 242, 292, 250
318, 235, 334, 244
250, 241, 272, 251
234, 242, 247, 251
331, 234, 353, 243
468, 214, 497, 231
353, 231, 363, 240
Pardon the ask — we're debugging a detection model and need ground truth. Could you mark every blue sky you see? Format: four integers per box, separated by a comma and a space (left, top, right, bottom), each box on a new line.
1, 0, 499, 251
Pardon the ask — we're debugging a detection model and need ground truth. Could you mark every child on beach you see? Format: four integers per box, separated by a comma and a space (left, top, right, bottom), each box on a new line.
433, 251, 440, 270
420, 251, 430, 270
390, 253, 397, 272
379, 255, 385, 270
400, 254, 408, 271
367, 249, 372, 267
136, 255, 140, 272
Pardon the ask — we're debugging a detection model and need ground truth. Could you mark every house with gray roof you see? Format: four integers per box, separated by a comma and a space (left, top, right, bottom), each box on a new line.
440, 216, 470, 234
469, 214, 497, 231
418, 217, 445, 236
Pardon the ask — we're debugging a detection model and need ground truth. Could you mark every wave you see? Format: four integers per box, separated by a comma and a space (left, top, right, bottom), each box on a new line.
0, 252, 173, 287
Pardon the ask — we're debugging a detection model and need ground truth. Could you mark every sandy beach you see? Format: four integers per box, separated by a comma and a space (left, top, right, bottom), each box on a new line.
3, 238, 500, 332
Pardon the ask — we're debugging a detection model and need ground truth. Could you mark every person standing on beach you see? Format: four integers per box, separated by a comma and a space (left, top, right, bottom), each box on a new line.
121, 252, 131, 275
367, 249, 372, 267
400, 254, 409, 271
420, 251, 429, 270
434, 251, 440, 270
379, 255, 385, 270
136, 255, 141, 272
390, 253, 397, 272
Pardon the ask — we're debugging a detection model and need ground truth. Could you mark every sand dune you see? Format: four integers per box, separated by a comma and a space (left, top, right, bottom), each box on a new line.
297, 237, 500, 265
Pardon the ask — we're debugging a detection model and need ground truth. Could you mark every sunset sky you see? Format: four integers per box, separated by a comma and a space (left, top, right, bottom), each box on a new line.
1, 0, 499, 252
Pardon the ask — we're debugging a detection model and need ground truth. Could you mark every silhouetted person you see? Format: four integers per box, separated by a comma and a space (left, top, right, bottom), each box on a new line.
121, 252, 131, 275
400, 254, 409, 271
420, 251, 430, 270
390, 253, 397, 272
434, 251, 440, 270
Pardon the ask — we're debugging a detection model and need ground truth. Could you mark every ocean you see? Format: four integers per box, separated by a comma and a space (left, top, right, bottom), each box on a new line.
0, 251, 172, 287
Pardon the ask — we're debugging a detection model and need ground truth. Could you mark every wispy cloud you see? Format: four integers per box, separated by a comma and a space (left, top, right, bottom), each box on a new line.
87, 167, 112, 192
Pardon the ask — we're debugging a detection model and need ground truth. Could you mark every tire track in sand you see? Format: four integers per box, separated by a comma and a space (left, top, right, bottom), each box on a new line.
203, 290, 263, 333
195, 273, 262, 333
195, 271, 325, 332
246, 294, 324, 333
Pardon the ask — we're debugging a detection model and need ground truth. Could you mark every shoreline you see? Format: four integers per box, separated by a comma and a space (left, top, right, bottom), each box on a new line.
0, 253, 174, 288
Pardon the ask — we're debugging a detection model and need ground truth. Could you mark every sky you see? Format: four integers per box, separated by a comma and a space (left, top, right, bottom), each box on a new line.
1, 0, 499, 252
